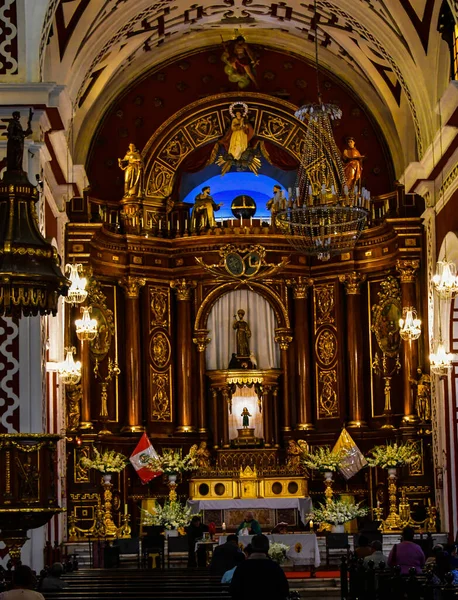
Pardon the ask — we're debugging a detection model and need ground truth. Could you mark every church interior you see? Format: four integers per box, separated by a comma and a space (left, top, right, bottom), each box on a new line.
2, 0, 458, 587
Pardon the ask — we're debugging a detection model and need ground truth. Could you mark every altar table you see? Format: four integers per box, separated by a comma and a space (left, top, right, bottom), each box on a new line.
219, 533, 320, 568
187, 497, 312, 526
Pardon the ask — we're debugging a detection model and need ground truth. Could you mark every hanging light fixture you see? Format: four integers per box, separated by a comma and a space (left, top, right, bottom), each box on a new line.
399, 307, 421, 341
432, 259, 458, 299
275, 2, 369, 260
75, 306, 98, 341
64, 263, 88, 305
57, 347, 81, 385
430, 337, 453, 377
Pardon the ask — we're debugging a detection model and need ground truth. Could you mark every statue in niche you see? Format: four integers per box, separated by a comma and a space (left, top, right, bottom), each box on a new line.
17, 455, 39, 501
241, 407, 252, 428
3, 110, 33, 173
221, 35, 259, 89
410, 368, 431, 422
118, 143, 142, 197
195, 441, 211, 469
233, 309, 251, 357
190, 186, 222, 231
342, 136, 364, 191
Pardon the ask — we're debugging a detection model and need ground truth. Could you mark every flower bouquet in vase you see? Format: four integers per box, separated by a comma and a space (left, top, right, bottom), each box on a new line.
268, 542, 290, 565
307, 498, 369, 533
147, 448, 198, 499
301, 447, 345, 501
142, 500, 195, 536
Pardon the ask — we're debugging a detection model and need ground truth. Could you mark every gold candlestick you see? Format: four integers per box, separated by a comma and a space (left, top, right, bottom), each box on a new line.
101, 474, 118, 538
323, 471, 334, 503
383, 468, 403, 531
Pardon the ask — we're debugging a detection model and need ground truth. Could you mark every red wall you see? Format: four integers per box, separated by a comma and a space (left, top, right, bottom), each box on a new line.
86, 46, 394, 201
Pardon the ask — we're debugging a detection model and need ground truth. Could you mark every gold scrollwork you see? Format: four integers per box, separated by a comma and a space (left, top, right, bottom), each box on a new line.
408, 440, 424, 476
159, 131, 193, 168
74, 447, 90, 484
150, 287, 168, 329
287, 129, 307, 159
371, 276, 402, 358
150, 331, 170, 369
318, 369, 338, 418
186, 114, 221, 144
151, 370, 171, 421
66, 384, 81, 432
316, 329, 337, 366
315, 285, 335, 326
87, 277, 115, 362
146, 162, 173, 198
259, 114, 292, 143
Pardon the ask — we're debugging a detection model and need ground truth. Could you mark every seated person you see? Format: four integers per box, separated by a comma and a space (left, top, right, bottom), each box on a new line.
354, 535, 372, 560
363, 540, 388, 567
40, 563, 67, 591
271, 522, 289, 535
211, 534, 245, 577
236, 511, 262, 535
387, 526, 425, 575
229, 534, 289, 600
186, 515, 209, 568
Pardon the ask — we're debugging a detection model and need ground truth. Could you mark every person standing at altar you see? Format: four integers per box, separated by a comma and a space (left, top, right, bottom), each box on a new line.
186, 515, 209, 567
236, 511, 261, 535
229, 534, 289, 600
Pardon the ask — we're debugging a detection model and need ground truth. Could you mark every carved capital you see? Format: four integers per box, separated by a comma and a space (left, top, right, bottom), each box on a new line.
170, 278, 196, 301
118, 276, 146, 298
193, 329, 211, 352
286, 276, 313, 299
274, 327, 293, 350
339, 272, 367, 295
396, 259, 420, 283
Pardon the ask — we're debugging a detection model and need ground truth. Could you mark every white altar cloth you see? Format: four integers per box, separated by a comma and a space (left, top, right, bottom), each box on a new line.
219, 533, 320, 567
187, 498, 312, 526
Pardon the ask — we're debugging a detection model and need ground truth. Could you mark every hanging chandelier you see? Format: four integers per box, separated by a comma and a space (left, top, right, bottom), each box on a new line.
430, 338, 453, 377
399, 307, 421, 341
75, 306, 98, 341
57, 347, 81, 385
432, 259, 458, 299
64, 264, 88, 305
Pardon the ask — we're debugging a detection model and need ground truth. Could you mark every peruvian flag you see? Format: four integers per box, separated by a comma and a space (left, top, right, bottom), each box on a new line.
129, 433, 161, 483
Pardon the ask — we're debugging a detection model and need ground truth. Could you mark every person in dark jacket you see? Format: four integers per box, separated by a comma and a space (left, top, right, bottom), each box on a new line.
229, 534, 289, 600
186, 515, 209, 567
210, 534, 245, 576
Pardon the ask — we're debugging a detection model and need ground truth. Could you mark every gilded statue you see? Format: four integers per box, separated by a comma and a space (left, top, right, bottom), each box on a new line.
286, 439, 309, 470
190, 186, 222, 231
233, 309, 251, 357
221, 35, 259, 89
118, 143, 143, 197
410, 368, 431, 422
342, 137, 364, 191
195, 441, 211, 469
3, 110, 33, 173
220, 104, 255, 161
241, 407, 252, 428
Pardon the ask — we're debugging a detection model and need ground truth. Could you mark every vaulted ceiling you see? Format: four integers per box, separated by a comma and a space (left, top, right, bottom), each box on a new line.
40, 0, 453, 176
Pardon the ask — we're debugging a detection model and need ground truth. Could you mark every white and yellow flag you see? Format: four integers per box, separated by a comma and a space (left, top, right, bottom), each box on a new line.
332, 428, 367, 480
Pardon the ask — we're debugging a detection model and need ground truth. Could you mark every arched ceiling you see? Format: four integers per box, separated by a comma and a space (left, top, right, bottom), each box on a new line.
40, 0, 452, 176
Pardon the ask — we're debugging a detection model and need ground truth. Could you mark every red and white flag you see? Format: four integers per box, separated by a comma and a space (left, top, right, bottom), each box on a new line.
129, 433, 161, 483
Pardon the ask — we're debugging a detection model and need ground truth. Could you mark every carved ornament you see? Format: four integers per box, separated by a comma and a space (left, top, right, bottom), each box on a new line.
396, 259, 420, 283
170, 278, 196, 301
318, 369, 338, 418
87, 277, 115, 362
274, 327, 293, 350
150, 287, 168, 329
193, 329, 211, 352
315, 285, 335, 325
150, 331, 170, 369
339, 272, 367, 295
286, 276, 313, 299
118, 276, 146, 299
151, 370, 171, 421
371, 276, 402, 358
66, 384, 82, 432
316, 329, 337, 366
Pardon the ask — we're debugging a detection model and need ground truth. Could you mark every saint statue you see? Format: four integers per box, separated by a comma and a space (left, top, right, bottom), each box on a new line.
190, 186, 222, 231
410, 368, 431, 422
220, 104, 255, 161
4, 110, 33, 173
266, 184, 283, 219
221, 35, 259, 89
233, 309, 251, 357
241, 407, 252, 428
195, 441, 211, 469
118, 143, 143, 197
342, 137, 364, 191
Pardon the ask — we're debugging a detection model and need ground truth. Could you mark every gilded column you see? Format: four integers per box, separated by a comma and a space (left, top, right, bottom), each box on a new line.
339, 272, 367, 428
119, 276, 146, 432
274, 328, 293, 432
287, 277, 314, 431
272, 386, 280, 448
396, 259, 420, 425
262, 385, 272, 447
193, 329, 211, 434
211, 387, 219, 449
221, 386, 231, 448
79, 339, 93, 429
171, 278, 197, 433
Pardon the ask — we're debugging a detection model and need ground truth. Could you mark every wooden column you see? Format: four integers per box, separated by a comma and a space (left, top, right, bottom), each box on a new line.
272, 386, 280, 448
339, 272, 367, 428
287, 277, 314, 431
274, 328, 293, 432
171, 278, 197, 433
221, 387, 231, 448
262, 386, 272, 447
119, 276, 146, 433
79, 340, 92, 430
396, 259, 420, 426
210, 387, 219, 449
193, 329, 211, 434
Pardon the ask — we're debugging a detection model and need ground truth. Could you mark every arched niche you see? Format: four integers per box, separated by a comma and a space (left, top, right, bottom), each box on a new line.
141, 92, 308, 205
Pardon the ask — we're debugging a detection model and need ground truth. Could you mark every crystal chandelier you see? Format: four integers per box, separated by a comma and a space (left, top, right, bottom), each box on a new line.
432, 259, 458, 299
64, 264, 88, 305
430, 338, 453, 377
399, 307, 421, 341
75, 306, 98, 341
57, 347, 81, 385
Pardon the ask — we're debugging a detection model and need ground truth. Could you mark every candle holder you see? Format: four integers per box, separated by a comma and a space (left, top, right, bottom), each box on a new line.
117, 513, 131, 539
323, 471, 334, 503
383, 468, 403, 531
100, 474, 119, 538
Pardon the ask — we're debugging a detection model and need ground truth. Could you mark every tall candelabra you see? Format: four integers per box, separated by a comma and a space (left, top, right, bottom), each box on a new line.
94, 358, 121, 435
372, 352, 401, 430
100, 474, 118, 538
383, 468, 403, 530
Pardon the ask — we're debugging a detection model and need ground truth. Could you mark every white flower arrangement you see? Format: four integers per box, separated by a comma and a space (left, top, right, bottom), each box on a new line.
307, 498, 369, 525
147, 448, 197, 475
142, 500, 195, 530
268, 542, 289, 564
366, 442, 418, 469
301, 447, 345, 472
79, 447, 128, 473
